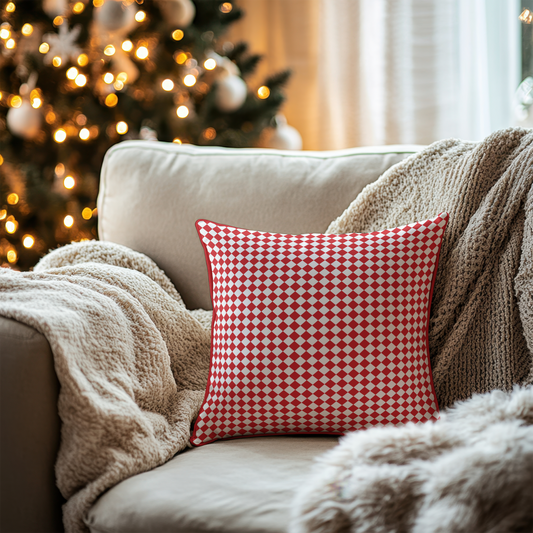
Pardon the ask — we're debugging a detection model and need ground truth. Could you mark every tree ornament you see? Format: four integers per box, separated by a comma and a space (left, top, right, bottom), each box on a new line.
94, 0, 136, 34
265, 114, 302, 151
43, 23, 82, 65
215, 74, 247, 112
156, 0, 196, 28
43, 0, 68, 18
7, 101, 42, 140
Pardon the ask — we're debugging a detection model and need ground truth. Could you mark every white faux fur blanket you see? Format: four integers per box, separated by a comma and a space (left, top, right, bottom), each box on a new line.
291, 128, 533, 532
0, 242, 212, 533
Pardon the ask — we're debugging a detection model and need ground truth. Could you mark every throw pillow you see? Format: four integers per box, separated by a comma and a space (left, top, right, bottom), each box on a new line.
191, 214, 448, 446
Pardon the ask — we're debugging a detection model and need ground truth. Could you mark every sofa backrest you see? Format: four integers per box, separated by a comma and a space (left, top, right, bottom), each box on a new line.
98, 141, 422, 310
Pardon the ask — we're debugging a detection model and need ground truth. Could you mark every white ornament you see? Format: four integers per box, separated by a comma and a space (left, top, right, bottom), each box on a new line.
265, 115, 302, 151
156, 0, 196, 28
43, 23, 82, 65
7, 101, 42, 140
94, 0, 136, 34
215, 74, 247, 113
43, 0, 68, 18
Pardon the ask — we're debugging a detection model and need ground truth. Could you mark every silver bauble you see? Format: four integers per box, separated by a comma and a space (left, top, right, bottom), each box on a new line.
157, 0, 196, 28
215, 75, 247, 113
95, 0, 136, 33
7, 101, 42, 140
266, 124, 303, 151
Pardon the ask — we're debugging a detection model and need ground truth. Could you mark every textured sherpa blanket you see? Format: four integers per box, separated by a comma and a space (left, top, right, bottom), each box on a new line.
0, 242, 212, 533
291, 128, 533, 532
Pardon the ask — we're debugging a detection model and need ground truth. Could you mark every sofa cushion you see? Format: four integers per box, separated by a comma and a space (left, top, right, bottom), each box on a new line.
85, 436, 338, 533
98, 142, 422, 310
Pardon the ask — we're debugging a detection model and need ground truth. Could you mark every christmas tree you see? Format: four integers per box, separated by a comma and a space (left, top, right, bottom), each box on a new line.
0, 0, 294, 270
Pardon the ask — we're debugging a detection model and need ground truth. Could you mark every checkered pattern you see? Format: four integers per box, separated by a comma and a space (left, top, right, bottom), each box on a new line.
191, 214, 448, 446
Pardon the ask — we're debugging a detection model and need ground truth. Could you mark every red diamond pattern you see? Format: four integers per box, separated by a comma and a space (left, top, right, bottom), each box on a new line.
190, 214, 448, 446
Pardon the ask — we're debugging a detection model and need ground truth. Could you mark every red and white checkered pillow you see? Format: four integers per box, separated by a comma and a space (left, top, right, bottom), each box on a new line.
191, 214, 448, 446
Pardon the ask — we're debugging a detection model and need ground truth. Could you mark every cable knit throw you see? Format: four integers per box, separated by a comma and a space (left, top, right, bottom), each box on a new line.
290, 128, 533, 533
0, 242, 212, 533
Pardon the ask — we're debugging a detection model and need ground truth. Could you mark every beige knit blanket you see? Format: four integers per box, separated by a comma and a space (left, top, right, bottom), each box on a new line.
0, 242, 212, 533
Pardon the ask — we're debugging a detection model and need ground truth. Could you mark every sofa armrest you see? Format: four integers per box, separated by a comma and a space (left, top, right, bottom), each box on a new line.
0, 317, 64, 532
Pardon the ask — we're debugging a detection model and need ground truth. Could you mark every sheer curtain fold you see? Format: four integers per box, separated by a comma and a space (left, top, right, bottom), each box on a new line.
230, 0, 520, 150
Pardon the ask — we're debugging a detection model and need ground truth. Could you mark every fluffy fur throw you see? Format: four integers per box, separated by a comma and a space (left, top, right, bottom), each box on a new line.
0, 242, 212, 533
291, 128, 533, 532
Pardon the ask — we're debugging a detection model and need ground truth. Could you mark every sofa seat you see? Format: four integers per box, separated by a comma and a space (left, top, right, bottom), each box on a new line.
85, 435, 339, 533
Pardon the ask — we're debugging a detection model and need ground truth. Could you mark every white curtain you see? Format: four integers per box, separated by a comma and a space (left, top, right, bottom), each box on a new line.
229, 0, 521, 150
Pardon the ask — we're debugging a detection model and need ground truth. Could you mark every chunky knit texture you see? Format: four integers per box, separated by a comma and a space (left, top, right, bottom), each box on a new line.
0, 242, 211, 533
328, 128, 533, 407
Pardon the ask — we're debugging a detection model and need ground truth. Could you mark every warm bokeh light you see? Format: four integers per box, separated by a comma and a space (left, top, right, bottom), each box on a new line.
31, 97, 42, 109
122, 40, 133, 52
39, 42, 49, 54
105, 93, 118, 107
176, 105, 189, 118
93, 0, 104, 6
7, 250, 17, 263
220, 2, 232, 13
63, 215, 74, 228
135, 10, 146, 22
183, 74, 196, 87
172, 29, 184, 41
55, 163, 65, 175
257, 86, 270, 99
82, 207, 93, 220
204, 58, 216, 70
23, 235, 35, 248
103, 72, 114, 84
7, 193, 19, 205
519, 9, 532, 23
46, 110, 56, 124
5, 2, 15, 13
116, 121, 128, 134
0, 28, 10, 39
79, 128, 90, 140
10, 95, 22, 108
0, 209, 6, 219
0, 154, 3, 165
63, 176, 75, 189
173, 138, 182, 144
135, 46, 148, 59
73, 1, 85, 13
21, 24, 33, 36
162, 79, 174, 91
54, 128, 67, 143
203, 127, 216, 140
52, 56, 62, 67
5, 38, 15, 49
75, 74, 87, 87
77, 53, 88, 66
67, 67, 79, 80
114, 80, 124, 90
53, 16, 64, 26
5, 220, 17, 234
117, 72, 128, 83
175, 52, 187, 64
104, 45, 115, 56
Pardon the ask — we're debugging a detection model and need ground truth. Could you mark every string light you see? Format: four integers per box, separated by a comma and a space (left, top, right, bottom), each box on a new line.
175, 52, 187, 64
519, 9, 532, 23
54, 128, 67, 143
79, 128, 90, 140
162, 79, 174, 91
0, 28, 9, 39
220, 2, 232, 13
173, 138, 182, 144
39, 42, 50, 54
82, 207, 92, 220
93, 0, 104, 6
21, 24, 33, 36
5, 38, 15, 49
75, 74, 87, 87
7, 193, 19, 205
135, 10, 146, 22
5, 219, 17, 234
31, 97, 42, 108
10, 95, 22, 108
23, 235, 35, 248
117, 72, 128, 83
67, 67, 79, 80
104, 45, 115, 56
114, 80, 124, 90
73, 1, 85, 13
0, 92, 2, 101
176, 105, 189, 118
63, 176, 75, 189
183, 74, 196, 87
53, 16, 64, 26
122, 40, 133, 52
103, 72, 114, 84
77, 53, 88, 66
0, 209, 6, 220
63, 215, 74, 228
52, 56, 62, 67
0, 154, 3, 165
6, 250, 17, 263
172, 29, 184, 41
116, 121, 128, 134
105, 93, 118, 107
204, 58, 216, 70
5, 2, 15, 13
257, 86, 270, 99
135, 46, 148, 59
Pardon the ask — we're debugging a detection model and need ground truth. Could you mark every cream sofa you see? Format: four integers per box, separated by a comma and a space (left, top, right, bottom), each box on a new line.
0, 141, 422, 533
